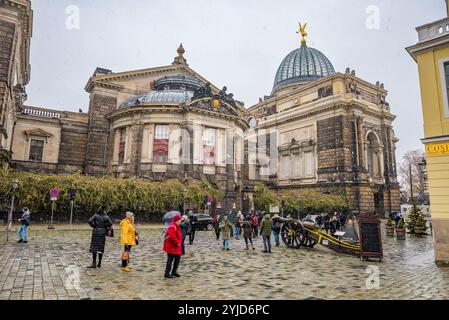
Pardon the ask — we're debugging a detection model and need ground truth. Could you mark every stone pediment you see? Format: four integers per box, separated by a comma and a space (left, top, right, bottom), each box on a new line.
188, 83, 248, 118
24, 128, 53, 142
85, 64, 220, 95
188, 98, 240, 118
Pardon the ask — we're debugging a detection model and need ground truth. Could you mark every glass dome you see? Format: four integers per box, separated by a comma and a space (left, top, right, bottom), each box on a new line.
154, 74, 203, 91
273, 44, 336, 92
120, 74, 201, 108
120, 90, 193, 108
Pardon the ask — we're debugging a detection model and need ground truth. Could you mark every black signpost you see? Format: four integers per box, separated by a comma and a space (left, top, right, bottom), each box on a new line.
358, 211, 383, 261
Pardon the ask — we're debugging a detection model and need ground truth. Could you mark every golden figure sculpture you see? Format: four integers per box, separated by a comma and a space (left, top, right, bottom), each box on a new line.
297, 22, 308, 45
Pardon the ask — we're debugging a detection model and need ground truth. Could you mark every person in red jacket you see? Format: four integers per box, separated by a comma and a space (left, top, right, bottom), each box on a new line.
163, 214, 182, 278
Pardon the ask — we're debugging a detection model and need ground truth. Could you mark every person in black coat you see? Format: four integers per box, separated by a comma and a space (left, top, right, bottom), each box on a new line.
323, 214, 330, 233
188, 211, 198, 245
88, 206, 113, 268
329, 215, 341, 237
338, 212, 347, 230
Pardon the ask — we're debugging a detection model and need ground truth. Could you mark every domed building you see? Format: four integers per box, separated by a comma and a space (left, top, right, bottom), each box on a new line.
10, 44, 250, 212
247, 24, 400, 216
7, 21, 401, 216
272, 43, 336, 94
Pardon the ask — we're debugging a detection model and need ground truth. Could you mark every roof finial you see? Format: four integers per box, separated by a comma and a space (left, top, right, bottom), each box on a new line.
296, 22, 308, 46
173, 43, 188, 66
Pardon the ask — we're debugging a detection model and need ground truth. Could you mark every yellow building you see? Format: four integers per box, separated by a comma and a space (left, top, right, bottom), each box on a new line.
407, 1, 449, 265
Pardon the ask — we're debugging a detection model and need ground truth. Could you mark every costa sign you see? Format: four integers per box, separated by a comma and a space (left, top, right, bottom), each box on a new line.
426, 142, 449, 155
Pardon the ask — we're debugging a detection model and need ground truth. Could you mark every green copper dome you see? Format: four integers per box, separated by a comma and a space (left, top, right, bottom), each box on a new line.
273, 44, 336, 92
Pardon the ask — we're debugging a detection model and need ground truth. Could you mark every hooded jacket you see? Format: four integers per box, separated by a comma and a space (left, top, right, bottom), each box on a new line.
259, 214, 273, 237
163, 221, 182, 255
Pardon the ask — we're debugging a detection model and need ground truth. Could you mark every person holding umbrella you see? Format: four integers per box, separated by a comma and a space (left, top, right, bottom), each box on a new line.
163, 210, 182, 230
163, 214, 182, 278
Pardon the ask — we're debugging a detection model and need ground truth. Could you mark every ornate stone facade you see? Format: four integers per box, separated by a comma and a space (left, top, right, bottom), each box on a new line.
0, 0, 32, 167
4, 10, 401, 216
248, 65, 401, 216
10, 46, 250, 212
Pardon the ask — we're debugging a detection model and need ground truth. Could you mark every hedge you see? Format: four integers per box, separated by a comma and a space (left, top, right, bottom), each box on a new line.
0, 169, 221, 219
253, 184, 353, 215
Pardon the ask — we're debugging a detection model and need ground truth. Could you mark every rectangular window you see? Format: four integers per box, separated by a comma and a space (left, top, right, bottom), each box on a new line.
29, 139, 44, 161
304, 151, 315, 177
118, 128, 126, 165
155, 124, 169, 139
153, 124, 169, 164
279, 155, 290, 179
203, 128, 216, 165
291, 153, 301, 178
445, 62, 449, 110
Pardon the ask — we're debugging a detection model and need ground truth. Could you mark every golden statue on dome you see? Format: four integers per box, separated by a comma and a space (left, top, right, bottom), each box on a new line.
297, 22, 308, 45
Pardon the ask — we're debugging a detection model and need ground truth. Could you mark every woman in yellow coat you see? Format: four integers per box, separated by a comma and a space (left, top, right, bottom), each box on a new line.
120, 211, 138, 272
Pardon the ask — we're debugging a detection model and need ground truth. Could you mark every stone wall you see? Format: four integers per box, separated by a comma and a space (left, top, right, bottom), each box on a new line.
0, 19, 15, 81
317, 115, 351, 180
0, 19, 16, 151
58, 120, 88, 170
0, 0, 32, 167
85, 93, 117, 175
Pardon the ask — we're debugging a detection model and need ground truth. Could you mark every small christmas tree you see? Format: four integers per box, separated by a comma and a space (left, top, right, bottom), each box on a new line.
406, 205, 427, 234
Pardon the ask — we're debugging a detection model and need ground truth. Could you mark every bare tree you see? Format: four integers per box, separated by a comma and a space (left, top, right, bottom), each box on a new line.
398, 150, 426, 204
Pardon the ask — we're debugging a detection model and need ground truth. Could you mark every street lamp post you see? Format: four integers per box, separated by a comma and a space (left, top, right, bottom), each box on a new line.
418, 158, 428, 203
183, 188, 187, 215
6, 179, 19, 242
68, 188, 76, 227
409, 163, 415, 206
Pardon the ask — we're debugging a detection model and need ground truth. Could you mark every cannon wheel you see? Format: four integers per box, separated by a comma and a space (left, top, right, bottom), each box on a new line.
281, 220, 305, 249
302, 231, 318, 248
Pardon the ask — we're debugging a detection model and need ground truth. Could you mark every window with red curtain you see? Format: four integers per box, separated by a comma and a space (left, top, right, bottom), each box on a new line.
203, 128, 216, 165
118, 128, 126, 165
153, 124, 169, 164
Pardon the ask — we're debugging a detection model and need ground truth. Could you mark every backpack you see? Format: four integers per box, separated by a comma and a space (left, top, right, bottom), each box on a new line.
274, 220, 281, 230
252, 216, 258, 227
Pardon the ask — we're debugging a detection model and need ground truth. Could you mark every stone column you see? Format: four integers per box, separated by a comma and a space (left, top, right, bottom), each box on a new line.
180, 120, 193, 172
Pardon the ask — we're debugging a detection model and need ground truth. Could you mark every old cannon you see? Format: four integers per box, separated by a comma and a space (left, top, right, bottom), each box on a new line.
281, 212, 383, 261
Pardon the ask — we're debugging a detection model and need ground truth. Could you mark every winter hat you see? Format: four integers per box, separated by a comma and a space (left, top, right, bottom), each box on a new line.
172, 215, 182, 223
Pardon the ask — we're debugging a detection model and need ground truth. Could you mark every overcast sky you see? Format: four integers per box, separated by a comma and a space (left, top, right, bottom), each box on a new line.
26, 0, 445, 161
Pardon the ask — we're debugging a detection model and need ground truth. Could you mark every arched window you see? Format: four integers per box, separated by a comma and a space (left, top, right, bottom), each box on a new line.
366, 132, 382, 178
118, 128, 126, 165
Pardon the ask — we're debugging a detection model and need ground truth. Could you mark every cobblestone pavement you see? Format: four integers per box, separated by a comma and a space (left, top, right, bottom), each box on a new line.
0, 225, 448, 300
